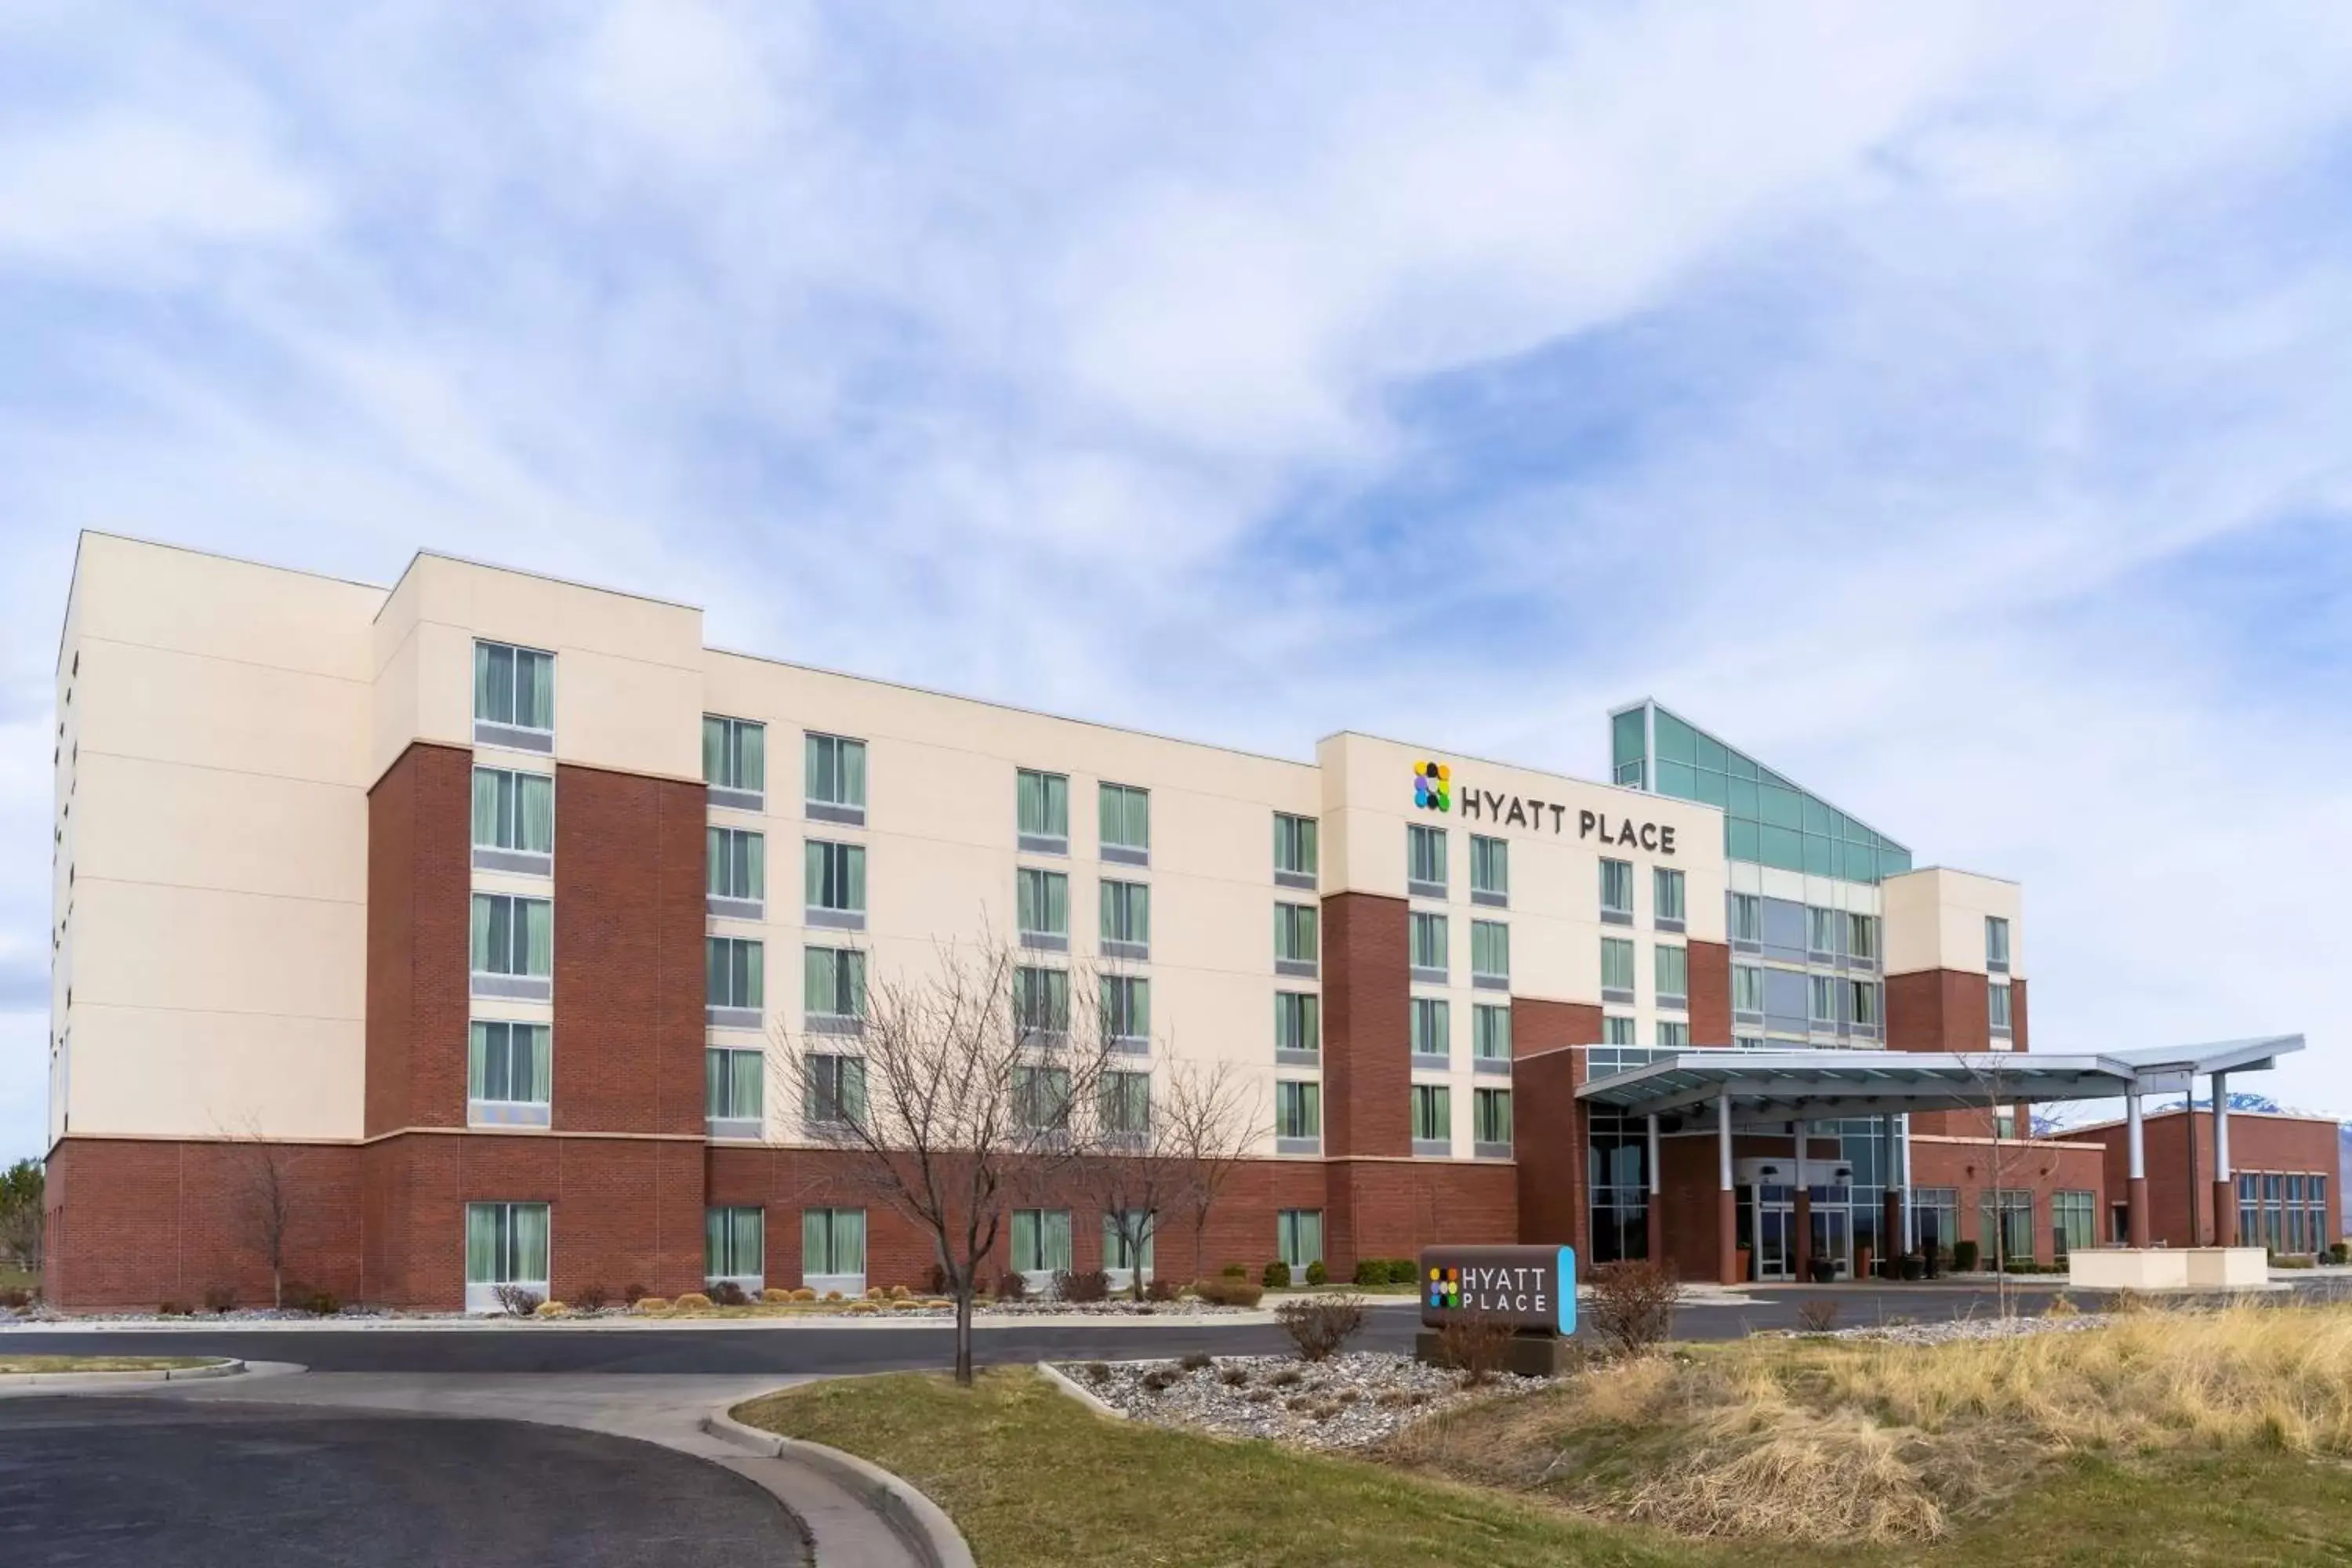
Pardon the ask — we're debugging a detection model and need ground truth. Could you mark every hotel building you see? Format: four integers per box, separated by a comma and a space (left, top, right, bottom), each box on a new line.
39, 535, 2322, 1309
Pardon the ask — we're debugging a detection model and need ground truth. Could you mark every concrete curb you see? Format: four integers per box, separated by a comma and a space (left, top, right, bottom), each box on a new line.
3, 1308, 1282, 1334
1033, 1360, 1127, 1420
0, 1357, 245, 1388
702, 1410, 975, 1568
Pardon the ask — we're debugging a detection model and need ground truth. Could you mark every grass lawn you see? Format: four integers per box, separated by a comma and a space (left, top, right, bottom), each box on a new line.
736, 1364, 2352, 1567
0, 1356, 215, 1374
0, 1265, 36, 1295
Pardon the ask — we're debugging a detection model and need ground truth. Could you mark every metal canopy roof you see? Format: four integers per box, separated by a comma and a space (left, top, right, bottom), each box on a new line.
1575, 1036, 2303, 1129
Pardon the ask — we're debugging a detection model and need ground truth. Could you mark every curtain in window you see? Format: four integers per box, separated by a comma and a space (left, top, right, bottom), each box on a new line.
706, 1048, 728, 1116
470, 895, 495, 971
468, 1022, 495, 1100
1018, 869, 1065, 934
729, 1049, 762, 1120
472, 770, 501, 847
1474, 1005, 1509, 1058
522, 1025, 550, 1102
518, 775, 554, 853
1656, 944, 1687, 997
703, 717, 725, 786
1601, 938, 1633, 991
519, 652, 553, 730
1275, 814, 1317, 876
1472, 921, 1508, 978
1018, 771, 1067, 837
1477, 1090, 1512, 1143
521, 900, 552, 976
805, 948, 837, 1015
1279, 1210, 1323, 1269
511, 1203, 550, 1282
1654, 869, 1684, 920
738, 722, 764, 793
474, 644, 503, 723
466, 1203, 500, 1283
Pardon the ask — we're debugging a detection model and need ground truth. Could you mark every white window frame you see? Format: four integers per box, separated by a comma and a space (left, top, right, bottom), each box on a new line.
464, 1200, 550, 1314
706, 1205, 766, 1295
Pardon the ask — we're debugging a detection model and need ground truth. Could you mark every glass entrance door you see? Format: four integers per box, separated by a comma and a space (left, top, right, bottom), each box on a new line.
1813, 1200, 1852, 1281
1753, 1185, 1796, 1280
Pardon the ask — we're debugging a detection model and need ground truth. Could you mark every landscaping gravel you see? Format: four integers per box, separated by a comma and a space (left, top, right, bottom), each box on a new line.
1061, 1352, 1544, 1450
1828, 1312, 2113, 1345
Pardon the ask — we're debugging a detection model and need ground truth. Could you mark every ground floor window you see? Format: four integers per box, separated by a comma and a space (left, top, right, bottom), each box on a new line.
1979, 1189, 2034, 1265
801, 1207, 866, 1294
2241, 1172, 2331, 1254
1277, 1209, 1323, 1271
706, 1206, 765, 1289
1011, 1208, 1072, 1279
1103, 1210, 1153, 1279
1912, 1188, 1959, 1261
1588, 1120, 1648, 1264
465, 1201, 550, 1311
2052, 1190, 2096, 1258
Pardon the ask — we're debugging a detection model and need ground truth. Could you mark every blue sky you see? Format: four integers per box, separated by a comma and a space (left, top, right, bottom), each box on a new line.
3, 2, 2350, 1160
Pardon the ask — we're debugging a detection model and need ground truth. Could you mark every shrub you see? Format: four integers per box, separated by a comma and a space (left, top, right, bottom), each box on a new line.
1388, 1258, 1418, 1285
993, 1271, 1029, 1302
866, 1286, 887, 1301
622, 1283, 648, 1305
847, 1300, 880, 1314
2045, 1292, 2079, 1319
1276, 1292, 1366, 1362
1262, 1259, 1291, 1289
571, 1283, 609, 1312
1245, 1387, 1275, 1403
708, 1280, 750, 1307
1145, 1274, 1181, 1302
1082, 1361, 1110, 1382
633, 1297, 670, 1313
1054, 1269, 1112, 1304
202, 1284, 238, 1314
822, 1290, 844, 1303
1192, 1277, 1264, 1308
1140, 1367, 1178, 1392
1180, 1350, 1214, 1372
158, 1299, 194, 1317
1953, 1240, 1980, 1273
1305, 1260, 1329, 1287
791, 1287, 818, 1301
301, 1289, 341, 1317
0, 1288, 31, 1310
1353, 1258, 1391, 1286
673, 1291, 714, 1311
1433, 1311, 1515, 1387
2276, 1254, 2316, 1269
492, 1283, 542, 1317
1269, 1367, 1304, 1388
889, 1284, 913, 1301
1795, 1299, 1841, 1334
1221, 1263, 1247, 1279
761, 1288, 795, 1304
1220, 1365, 1250, 1386
1588, 1259, 1681, 1356
534, 1300, 567, 1317
2332, 1242, 2349, 1265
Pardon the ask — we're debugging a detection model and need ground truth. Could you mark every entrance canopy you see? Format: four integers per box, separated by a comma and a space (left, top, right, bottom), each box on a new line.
1576, 1036, 2303, 1130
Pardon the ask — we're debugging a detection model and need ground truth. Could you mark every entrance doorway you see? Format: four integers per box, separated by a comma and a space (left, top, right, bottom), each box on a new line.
1745, 1183, 1853, 1280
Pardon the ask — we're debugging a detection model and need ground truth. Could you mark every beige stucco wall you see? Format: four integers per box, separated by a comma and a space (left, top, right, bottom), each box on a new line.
1882, 866, 2024, 979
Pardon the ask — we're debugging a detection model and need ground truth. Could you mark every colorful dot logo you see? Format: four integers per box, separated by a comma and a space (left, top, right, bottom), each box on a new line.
1413, 760, 1451, 812
1426, 1265, 1461, 1311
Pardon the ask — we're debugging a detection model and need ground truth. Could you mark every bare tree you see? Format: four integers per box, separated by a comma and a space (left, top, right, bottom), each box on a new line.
1159, 1059, 1262, 1285
227, 1124, 301, 1308
775, 938, 1119, 1385
1956, 1054, 2022, 1319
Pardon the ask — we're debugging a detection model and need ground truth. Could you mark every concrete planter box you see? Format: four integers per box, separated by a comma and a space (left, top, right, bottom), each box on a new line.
2067, 1247, 2267, 1291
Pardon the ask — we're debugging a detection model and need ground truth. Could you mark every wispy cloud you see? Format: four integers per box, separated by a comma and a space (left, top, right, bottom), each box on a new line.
2, 1, 2350, 1158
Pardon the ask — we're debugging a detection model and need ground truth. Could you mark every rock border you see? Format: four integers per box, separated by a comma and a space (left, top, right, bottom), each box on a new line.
702, 1410, 975, 1568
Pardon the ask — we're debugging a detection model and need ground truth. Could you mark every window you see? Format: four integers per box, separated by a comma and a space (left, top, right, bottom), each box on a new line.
1102, 975, 1150, 1044
474, 642, 554, 733
1012, 1064, 1072, 1133
1407, 824, 1448, 895
708, 827, 765, 904
472, 768, 554, 859
1733, 964, 1764, 1014
468, 1021, 550, 1123
804, 1053, 866, 1126
1100, 880, 1150, 956
1734, 1033, 1766, 1051
1100, 1070, 1151, 1136
1656, 1020, 1690, 1048
1275, 902, 1319, 973
1011, 1208, 1072, 1276
1410, 997, 1450, 1062
1276, 1081, 1321, 1142
1017, 768, 1069, 849
1599, 858, 1633, 921
465, 1202, 549, 1308
1653, 867, 1686, 927
1277, 1209, 1323, 1271
471, 894, 552, 995
2052, 1190, 2096, 1258
1914, 1187, 1960, 1258
1410, 912, 1448, 978
1014, 966, 1070, 1037
1273, 812, 1319, 887
1474, 1087, 1512, 1151
1469, 835, 1508, 905
1849, 979, 1882, 1029
703, 716, 764, 804
1470, 920, 1509, 987
1274, 992, 1320, 1057
1103, 1211, 1153, 1276
803, 1208, 866, 1285
1600, 937, 1635, 996
805, 840, 866, 924
706, 1047, 763, 1129
1809, 974, 1838, 1026
1806, 906, 1838, 955
804, 733, 866, 822
1848, 913, 1878, 964
1410, 1084, 1451, 1150
1472, 1004, 1511, 1062
1018, 867, 1069, 943
1099, 782, 1149, 862
1979, 1189, 2034, 1265
706, 1207, 764, 1286
1655, 943, 1688, 1006
804, 946, 866, 1023
1730, 892, 1762, 943
1603, 1015, 1637, 1047
707, 936, 764, 1011
1986, 915, 2011, 971
1987, 980, 2013, 1034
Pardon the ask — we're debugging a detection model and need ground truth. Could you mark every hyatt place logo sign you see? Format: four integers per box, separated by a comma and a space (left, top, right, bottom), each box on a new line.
1414, 760, 1679, 856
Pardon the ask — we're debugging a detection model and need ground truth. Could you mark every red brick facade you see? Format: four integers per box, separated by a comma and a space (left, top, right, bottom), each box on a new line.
365, 741, 472, 1136
2055, 1109, 2342, 1252
1686, 938, 1731, 1045
1319, 891, 1409, 1160
1905, 1134, 2105, 1262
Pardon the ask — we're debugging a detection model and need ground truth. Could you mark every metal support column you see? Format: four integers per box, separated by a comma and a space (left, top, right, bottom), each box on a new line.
2212, 1072, 2236, 1247
1791, 1120, 1813, 1282
1718, 1093, 1739, 1285
2126, 1091, 2151, 1248
1645, 1113, 1664, 1265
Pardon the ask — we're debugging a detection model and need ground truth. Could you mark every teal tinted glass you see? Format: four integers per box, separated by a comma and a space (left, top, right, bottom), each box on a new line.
1802, 796, 1831, 834
1693, 732, 1726, 771
1611, 709, 1646, 773
1656, 710, 1697, 764
1760, 824, 1803, 871
1728, 776, 1759, 818
1657, 759, 1697, 798
1803, 833, 1832, 876
1693, 768, 1728, 808
1728, 818, 1759, 858
1881, 845, 1912, 876
1759, 785, 1801, 829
